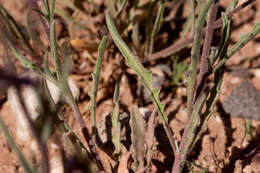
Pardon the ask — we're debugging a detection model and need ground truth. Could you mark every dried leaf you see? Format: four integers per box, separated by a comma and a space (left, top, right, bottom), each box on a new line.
145, 109, 156, 172
70, 39, 99, 52
118, 152, 131, 173
130, 106, 146, 172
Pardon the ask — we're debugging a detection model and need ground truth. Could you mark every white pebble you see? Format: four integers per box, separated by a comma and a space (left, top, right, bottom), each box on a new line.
49, 157, 64, 173
7, 73, 79, 144
47, 78, 80, 104
253, 69, 260, 78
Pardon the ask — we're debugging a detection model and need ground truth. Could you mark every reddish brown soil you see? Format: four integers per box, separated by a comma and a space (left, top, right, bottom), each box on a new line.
0, 0, 260, 172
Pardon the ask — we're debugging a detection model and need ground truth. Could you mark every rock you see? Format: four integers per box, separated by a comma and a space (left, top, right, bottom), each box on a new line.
223, 81, 260, 120
47, 77, 80, 104
7, 74, 41, 142
230, 68, 252, 79
49, 156, 64, 173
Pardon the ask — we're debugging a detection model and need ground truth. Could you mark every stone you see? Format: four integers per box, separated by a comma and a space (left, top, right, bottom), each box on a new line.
223, 81, 260, 120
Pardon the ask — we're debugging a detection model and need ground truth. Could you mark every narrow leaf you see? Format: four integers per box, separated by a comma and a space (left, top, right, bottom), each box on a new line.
0, 4, 32, 51
50, 0, 55, 22
108, 0, 117, 16
44, 52, 55, 78
106, 11, 176, 154
42, 0, 50, 17
50, 20, 62, 80
114, 0, 127, 17
214, 22, 260, 72
149, 1, 165, 55
6, 40, 41, 72
89, 36, 108, 136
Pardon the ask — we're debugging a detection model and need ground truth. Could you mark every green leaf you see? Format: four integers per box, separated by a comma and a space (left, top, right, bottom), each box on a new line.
6, 40, 40, 71
89, 36, 108, 133
50, 0, 56, 22
106, 11, 176, 153
44, 52, 55, 79
214, 22, 260, 72
50, 20, 62, 80
0, 4, 32, 51
42, 0, 50, 18
149, 1, 165, 54
114, 0, 127, 17
171, 56, 188, 86
145, 0, 159, 54
111, 73, 123, 156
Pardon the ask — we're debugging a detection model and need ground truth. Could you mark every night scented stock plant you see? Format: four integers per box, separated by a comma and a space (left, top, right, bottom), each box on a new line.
0, 0, 259, 172
106, 0, 260, 172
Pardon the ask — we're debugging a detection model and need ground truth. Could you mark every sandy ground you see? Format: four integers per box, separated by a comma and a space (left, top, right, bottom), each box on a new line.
0, 0, 260, 172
